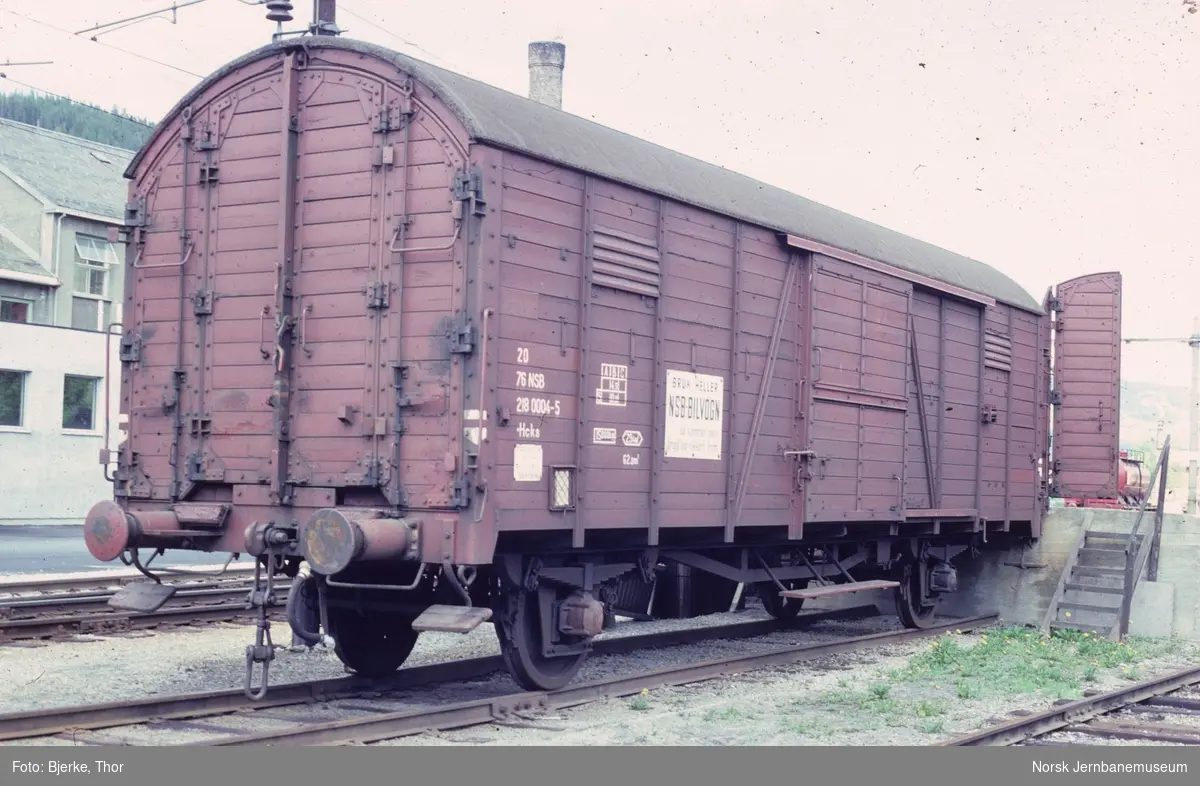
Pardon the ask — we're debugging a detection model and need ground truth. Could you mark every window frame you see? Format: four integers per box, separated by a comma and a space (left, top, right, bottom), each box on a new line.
0, 368, 30, 432
61, 373, 101, 434
0, 296, 33, 324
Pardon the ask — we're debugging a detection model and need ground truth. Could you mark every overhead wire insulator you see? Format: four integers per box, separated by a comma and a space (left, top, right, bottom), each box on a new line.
265, 1, 295, 23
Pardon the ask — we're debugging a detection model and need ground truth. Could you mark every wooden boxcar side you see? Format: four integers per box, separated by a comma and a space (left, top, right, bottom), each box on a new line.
470, 147, 1049, 559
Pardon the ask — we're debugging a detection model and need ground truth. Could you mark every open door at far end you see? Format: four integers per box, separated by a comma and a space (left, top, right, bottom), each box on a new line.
1045, 272, 1123, 501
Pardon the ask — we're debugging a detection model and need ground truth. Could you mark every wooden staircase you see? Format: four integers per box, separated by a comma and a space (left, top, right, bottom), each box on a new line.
1041, 528, 1146, 641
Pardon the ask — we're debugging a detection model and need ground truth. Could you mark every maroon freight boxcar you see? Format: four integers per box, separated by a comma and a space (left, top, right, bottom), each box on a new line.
84, 33, 1124, 698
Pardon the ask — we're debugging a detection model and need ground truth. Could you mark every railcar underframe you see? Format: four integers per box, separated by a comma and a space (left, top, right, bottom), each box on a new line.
82, 40, 1125, 698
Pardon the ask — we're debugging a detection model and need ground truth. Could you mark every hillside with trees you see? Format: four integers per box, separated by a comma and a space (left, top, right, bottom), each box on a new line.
0, 90, 154, 150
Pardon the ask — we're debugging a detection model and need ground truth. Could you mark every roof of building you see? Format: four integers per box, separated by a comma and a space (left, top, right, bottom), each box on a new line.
0, 118, 133, 221
129, 38, 1042, 313
0, 232, 53, 281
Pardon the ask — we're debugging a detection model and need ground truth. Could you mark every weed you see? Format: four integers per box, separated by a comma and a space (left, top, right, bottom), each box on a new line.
914, 699, 947, 718
893, 626, 1186, 702
629, 688, 651, 711
921, 718, 946, 734
705, 706, 753, 722
869, 683, 892, 699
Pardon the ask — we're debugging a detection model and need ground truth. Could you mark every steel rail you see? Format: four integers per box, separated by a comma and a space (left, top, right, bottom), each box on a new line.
0, 565, 257, 596
3, 584, 254, 613
940, 662, 1200, 746
195, 613, 999, 746
0, 600, 278, 642
0, 604, 880, 742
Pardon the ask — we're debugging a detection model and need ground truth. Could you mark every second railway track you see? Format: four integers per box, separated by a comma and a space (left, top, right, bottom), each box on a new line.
0, 608, 998, 746
0, 568, 263, 643
943, 663, 1200, 746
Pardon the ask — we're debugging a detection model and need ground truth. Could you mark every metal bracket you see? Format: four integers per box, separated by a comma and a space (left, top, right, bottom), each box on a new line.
125, 198, 147, 228
1048, 389, 1062, 406
189, 416, 213, 437
448, 312, 476, 355
198, 163, 219, 185
119, 334, 142, 363
1046, 296, 1061, 313
453, 169, 488, 217
367, 282, 389, 310
450, 476, 472, 509
980, 404, 998, 424
193, 290, 214, 316
187, 452, 206, 481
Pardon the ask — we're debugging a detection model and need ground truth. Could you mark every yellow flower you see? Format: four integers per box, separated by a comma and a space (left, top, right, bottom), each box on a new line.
1064, 612, 1072, 618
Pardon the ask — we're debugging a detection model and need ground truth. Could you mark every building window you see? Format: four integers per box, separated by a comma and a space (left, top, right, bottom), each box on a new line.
62, 374, 100, 431
0, 369, 27, 428
0, 297, 31, 323
72, 297, 106, 331
74, 235, 118, 295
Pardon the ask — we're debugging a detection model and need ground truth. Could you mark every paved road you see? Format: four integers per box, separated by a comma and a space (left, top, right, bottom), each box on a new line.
0, 526, 226, 577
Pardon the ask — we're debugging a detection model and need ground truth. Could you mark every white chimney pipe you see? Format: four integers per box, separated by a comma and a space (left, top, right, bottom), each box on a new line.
528, 41, 565, 110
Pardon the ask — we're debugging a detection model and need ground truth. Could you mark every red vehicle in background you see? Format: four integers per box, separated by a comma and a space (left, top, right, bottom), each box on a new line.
1061, 450, 1152, 510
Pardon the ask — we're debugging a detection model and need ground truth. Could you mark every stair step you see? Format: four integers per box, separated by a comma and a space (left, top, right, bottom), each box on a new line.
1082, 542, 1137, 553
1084, 530, 1142, 542
1052, 619, 1111, 635
1058, 601, 1122, 615
1072, 566, 1126, 578
1064, 582, 1125, 595
1077, 547, 1130, 559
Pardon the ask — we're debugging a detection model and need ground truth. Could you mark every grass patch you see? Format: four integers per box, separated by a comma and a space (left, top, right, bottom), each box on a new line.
897, 626, 1185, 702
796, 626, 1189, 734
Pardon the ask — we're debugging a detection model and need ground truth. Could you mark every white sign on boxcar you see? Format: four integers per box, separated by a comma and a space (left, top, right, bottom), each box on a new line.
664, 370, 724, 460
513, 444, 543, 482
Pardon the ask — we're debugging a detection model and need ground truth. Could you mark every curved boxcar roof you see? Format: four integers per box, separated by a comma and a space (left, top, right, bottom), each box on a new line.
130, 37, 1042, 313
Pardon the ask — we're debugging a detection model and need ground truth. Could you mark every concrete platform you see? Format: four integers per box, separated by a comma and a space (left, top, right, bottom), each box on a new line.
806, 507, 1200, 641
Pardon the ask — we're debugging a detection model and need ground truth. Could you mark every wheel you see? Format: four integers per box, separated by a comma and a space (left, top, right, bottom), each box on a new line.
327, 605, 420, 678
756, 579, 808, 620
894, 562, 939, 629
495, 586, 589, 692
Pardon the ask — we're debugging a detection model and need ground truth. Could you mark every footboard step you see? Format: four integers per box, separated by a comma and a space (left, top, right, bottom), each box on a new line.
780, 579, 901, 600
411, 605, 494, 634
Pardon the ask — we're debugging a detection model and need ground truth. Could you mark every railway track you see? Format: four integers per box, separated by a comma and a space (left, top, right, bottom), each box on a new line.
0, 568, 262, 643
0, 607, 997, 746
942, 664, 1200, 746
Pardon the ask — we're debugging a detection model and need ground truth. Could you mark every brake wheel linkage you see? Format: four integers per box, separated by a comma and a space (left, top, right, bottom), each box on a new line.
244, 553, 283, 700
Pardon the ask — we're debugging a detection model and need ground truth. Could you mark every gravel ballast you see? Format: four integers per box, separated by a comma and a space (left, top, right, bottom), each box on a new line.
2, 595, 1197, 746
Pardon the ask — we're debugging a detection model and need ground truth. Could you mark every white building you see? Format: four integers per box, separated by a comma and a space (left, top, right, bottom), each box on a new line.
0, 119, 133, 525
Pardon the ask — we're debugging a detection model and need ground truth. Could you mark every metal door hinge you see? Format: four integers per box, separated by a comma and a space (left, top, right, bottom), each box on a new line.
453, 169, 488, 216
450, 476, 471, 508
448, 312, 476, 355
125, 198, 147, 228
1046, 296, 1061, 313
198, 163, 219, 184
367, 282, 389, 310
120, 334, 142, 363
193, 290, 214, 316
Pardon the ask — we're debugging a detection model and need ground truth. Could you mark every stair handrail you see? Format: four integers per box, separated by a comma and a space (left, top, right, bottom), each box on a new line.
1116, 435, 1171, 640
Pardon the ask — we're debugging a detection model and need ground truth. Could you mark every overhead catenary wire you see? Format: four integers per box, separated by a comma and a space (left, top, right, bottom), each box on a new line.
0, 8, 205, 79
338, 3, 461, 71
0, 74, 155, 130
74, 0, 211, 38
